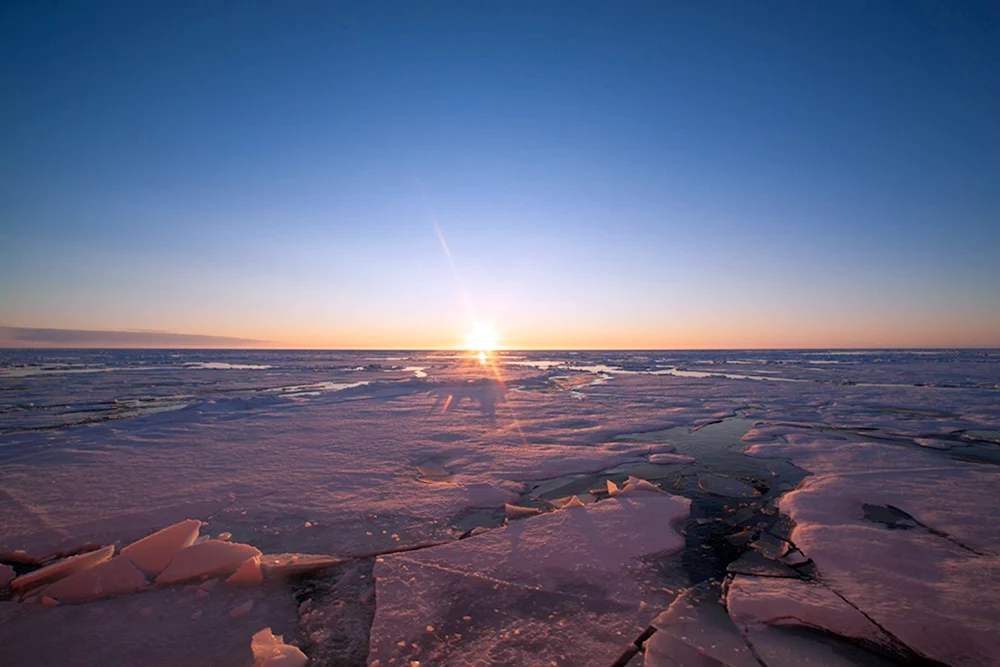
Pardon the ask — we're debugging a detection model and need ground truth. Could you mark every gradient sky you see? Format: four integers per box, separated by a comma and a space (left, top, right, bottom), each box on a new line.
1, 2, 998, 349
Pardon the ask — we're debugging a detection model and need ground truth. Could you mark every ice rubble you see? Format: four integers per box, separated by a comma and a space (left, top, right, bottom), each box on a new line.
368, 493, 691, 666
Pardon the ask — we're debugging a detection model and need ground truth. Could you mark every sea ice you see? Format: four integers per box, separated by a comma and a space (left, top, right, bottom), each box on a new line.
120, 518, 201, 577
0, 563, 14, 587
155, 540, 261, 585
746, 437, 1000, 666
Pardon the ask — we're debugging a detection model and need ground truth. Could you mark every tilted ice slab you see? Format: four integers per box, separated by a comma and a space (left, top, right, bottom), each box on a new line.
120, 519, 201, 577
644, 581, 758, 667
368, 493, 691, 666
747, 436, 1000, 666
11, 545, 114, 592
43, 555, 149, 603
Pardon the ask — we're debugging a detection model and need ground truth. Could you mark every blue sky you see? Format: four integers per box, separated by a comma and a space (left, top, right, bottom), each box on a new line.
1, 1, 998, 348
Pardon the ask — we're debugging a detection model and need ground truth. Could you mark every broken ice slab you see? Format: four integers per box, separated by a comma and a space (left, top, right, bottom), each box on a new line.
259, 553, 345, 580
645, 581, 759, 667
250, 627, 307, 667
120, 519, 202, 578
11, 545, 114, 592
0, 564, 14, 587
156, 540, 262, 585
43, 556, 148, 603
697, 475, 759, 498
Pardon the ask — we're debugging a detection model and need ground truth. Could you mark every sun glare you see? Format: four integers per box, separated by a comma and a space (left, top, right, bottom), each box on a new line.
464, 322, 499, 352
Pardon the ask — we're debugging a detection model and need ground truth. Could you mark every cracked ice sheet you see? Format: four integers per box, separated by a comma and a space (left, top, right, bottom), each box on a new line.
368, 494, 690, 666
747, 436, 1000, 666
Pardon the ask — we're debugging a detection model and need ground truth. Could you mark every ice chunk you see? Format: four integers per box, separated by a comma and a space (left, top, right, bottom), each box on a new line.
120, 519, 201, 577
504, 504, 541, 520
697, 474, 759, 498
606, 479, 620, 495
156, 540, 261, 585
259, 553, 343, 580
558, 494, 586, 508
11, 544, 114, 591
227, 557, 263, 585
44, 555, 148, 603
649, 453, 695, 465
618, 477, 666, 496
0, 564, 14, 587
250, 627, 308, 667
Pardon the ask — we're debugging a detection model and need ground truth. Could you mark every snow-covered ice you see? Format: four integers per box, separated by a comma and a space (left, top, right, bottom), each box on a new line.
1, 348, 998, 666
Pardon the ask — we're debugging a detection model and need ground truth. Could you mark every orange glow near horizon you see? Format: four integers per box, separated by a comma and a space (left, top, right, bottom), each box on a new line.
463, 322, 500, 352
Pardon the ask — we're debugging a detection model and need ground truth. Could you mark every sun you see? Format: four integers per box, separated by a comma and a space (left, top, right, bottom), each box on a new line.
464, 322, 499, 352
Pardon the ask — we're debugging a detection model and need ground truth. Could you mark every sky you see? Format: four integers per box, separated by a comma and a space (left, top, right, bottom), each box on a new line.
1, 1, 998, 349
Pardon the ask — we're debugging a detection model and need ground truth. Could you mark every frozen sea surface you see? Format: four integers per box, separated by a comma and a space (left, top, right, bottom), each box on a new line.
1, 349, 999, 666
